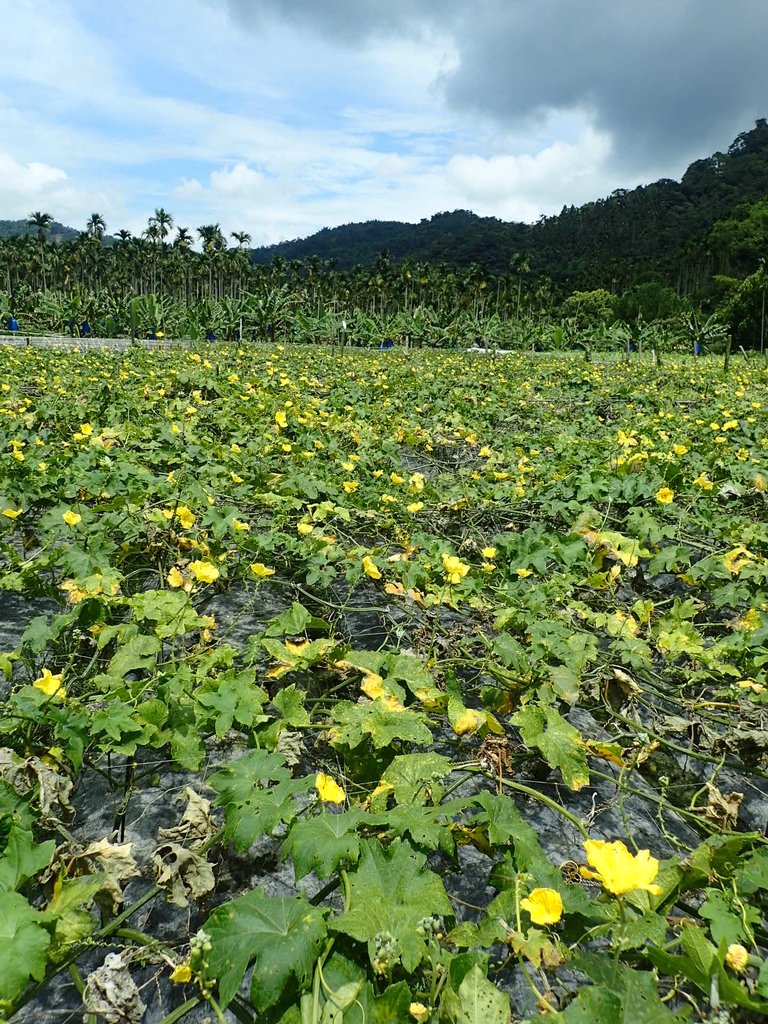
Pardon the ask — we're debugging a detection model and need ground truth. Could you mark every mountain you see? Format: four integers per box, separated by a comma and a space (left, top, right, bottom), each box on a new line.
250, 119, 768, 292
0, 219, 82, 243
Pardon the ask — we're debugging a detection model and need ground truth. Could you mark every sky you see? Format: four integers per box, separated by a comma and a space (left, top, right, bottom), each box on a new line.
1, 0, 767, 246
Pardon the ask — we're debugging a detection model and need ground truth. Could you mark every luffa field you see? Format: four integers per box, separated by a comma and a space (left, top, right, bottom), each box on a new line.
0, 341, 767, 1023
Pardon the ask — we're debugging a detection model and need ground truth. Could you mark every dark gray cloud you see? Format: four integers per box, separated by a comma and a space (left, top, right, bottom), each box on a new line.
221, 0, 461, 43
223, 0, 768, 167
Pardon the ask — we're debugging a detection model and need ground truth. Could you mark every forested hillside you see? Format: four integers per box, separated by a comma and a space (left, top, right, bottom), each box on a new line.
251, 119, 768, 293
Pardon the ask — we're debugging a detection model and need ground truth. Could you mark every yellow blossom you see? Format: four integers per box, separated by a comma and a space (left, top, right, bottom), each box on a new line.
725, 944, 749, 973
722, 419, 739, 431
167, 566, 185, 588
693, 472, 713, 490
33, 668, 66, 699
442, 553, 470, 585
342, 481, 359, 494
170, 964, 192, 984
170, 423, 182, 435
250, 562, 275, 577
232, 518, 250, 531
390, 472, 405, 484
188, 560, 220, 584
297, 522, 314, 536
407, 502, 424, 513
520, 888, 564, 925
409, 1003, 429, 1020
580, 839, 661, 896
275, 410, 288, 429
408, 472, 425, 492
482, 546, 497, 559
362, 555, 382, 580
655, 487, 674, 504
79, 422, 93, 436
2, 508, 22, 519
230, 471, 244, 484
516, 567, 533, 578
754, 474, 766, 492
62, 510, 82, 526
723, 545, 753, 575
672, 444, 688, 456
453, 709, 484, 736
315, 772, 345, 804
176, 506, 196, 530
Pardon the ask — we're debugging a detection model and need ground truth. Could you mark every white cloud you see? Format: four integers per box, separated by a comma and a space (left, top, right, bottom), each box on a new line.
0, 0, 760, 247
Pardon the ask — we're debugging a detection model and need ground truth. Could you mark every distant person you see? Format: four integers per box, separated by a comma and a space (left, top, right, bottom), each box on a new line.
207, 329, 216, 343
8, 317, 19, 333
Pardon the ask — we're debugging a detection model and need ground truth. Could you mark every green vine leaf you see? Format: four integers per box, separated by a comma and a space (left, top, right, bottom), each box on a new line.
282, 809, 366, 880
0, 891, 53, 1006
331, 838, 452, 973
456, 965, 511, 1024
511, 702, 590, 790
204, 888, 327, 1010
328, 700, 433, 750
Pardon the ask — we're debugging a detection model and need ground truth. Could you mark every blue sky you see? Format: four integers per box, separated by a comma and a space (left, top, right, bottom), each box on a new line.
1, 0, 766, 245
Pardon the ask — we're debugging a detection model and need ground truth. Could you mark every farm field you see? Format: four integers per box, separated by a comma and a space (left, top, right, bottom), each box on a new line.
0, 342, 767, 1023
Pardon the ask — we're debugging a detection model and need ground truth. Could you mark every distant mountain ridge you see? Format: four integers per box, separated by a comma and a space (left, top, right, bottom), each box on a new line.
0, 219, 81, 243
250, 119, 768, 290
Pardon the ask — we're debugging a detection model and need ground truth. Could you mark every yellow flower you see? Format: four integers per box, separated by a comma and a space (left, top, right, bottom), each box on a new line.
232, 518, 250, 531
408, 472, 425, 492
520, 888, 564, 925
170, 963, 192, 984
342, 481, 359, 494
275, 410, 288, 429
188, 560, 220, 584
362, 556, 382, 580
580, 839, 661, 896
171, 423, 182, 435
176, 506, 196, 530
297, 522, 314, 536
80, 422, 93, 437
167, 566, 185, 588
754, 474, 766, 492
407, 502, 424, 513
672, 444, 688, 456
409, 1003, 429, 1020
515, 567, 533, 578
442, 553, 470, 585
62, 510, 82, 526
453, 709, 484, 736
250, 562, 275, 577
725, 943, 749, 973
655, 487, 674, 504
693, 472, 713, 490
230, 471, 244, 484
722, 419, 739, 431
2, 508, 22, 519
315, 772, 345, 804
723, 545, 753, 575
33, 668, 66, 699
482, 546, 497, 560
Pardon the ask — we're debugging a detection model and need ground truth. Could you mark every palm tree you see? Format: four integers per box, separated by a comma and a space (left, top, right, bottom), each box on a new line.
231, 231, 251, 248
27, 211, 53, 290
87, 213, 106, 240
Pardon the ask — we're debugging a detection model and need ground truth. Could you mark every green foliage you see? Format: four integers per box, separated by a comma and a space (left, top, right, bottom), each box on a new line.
331, 839, 452, 973
204, 889, 327, 1010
